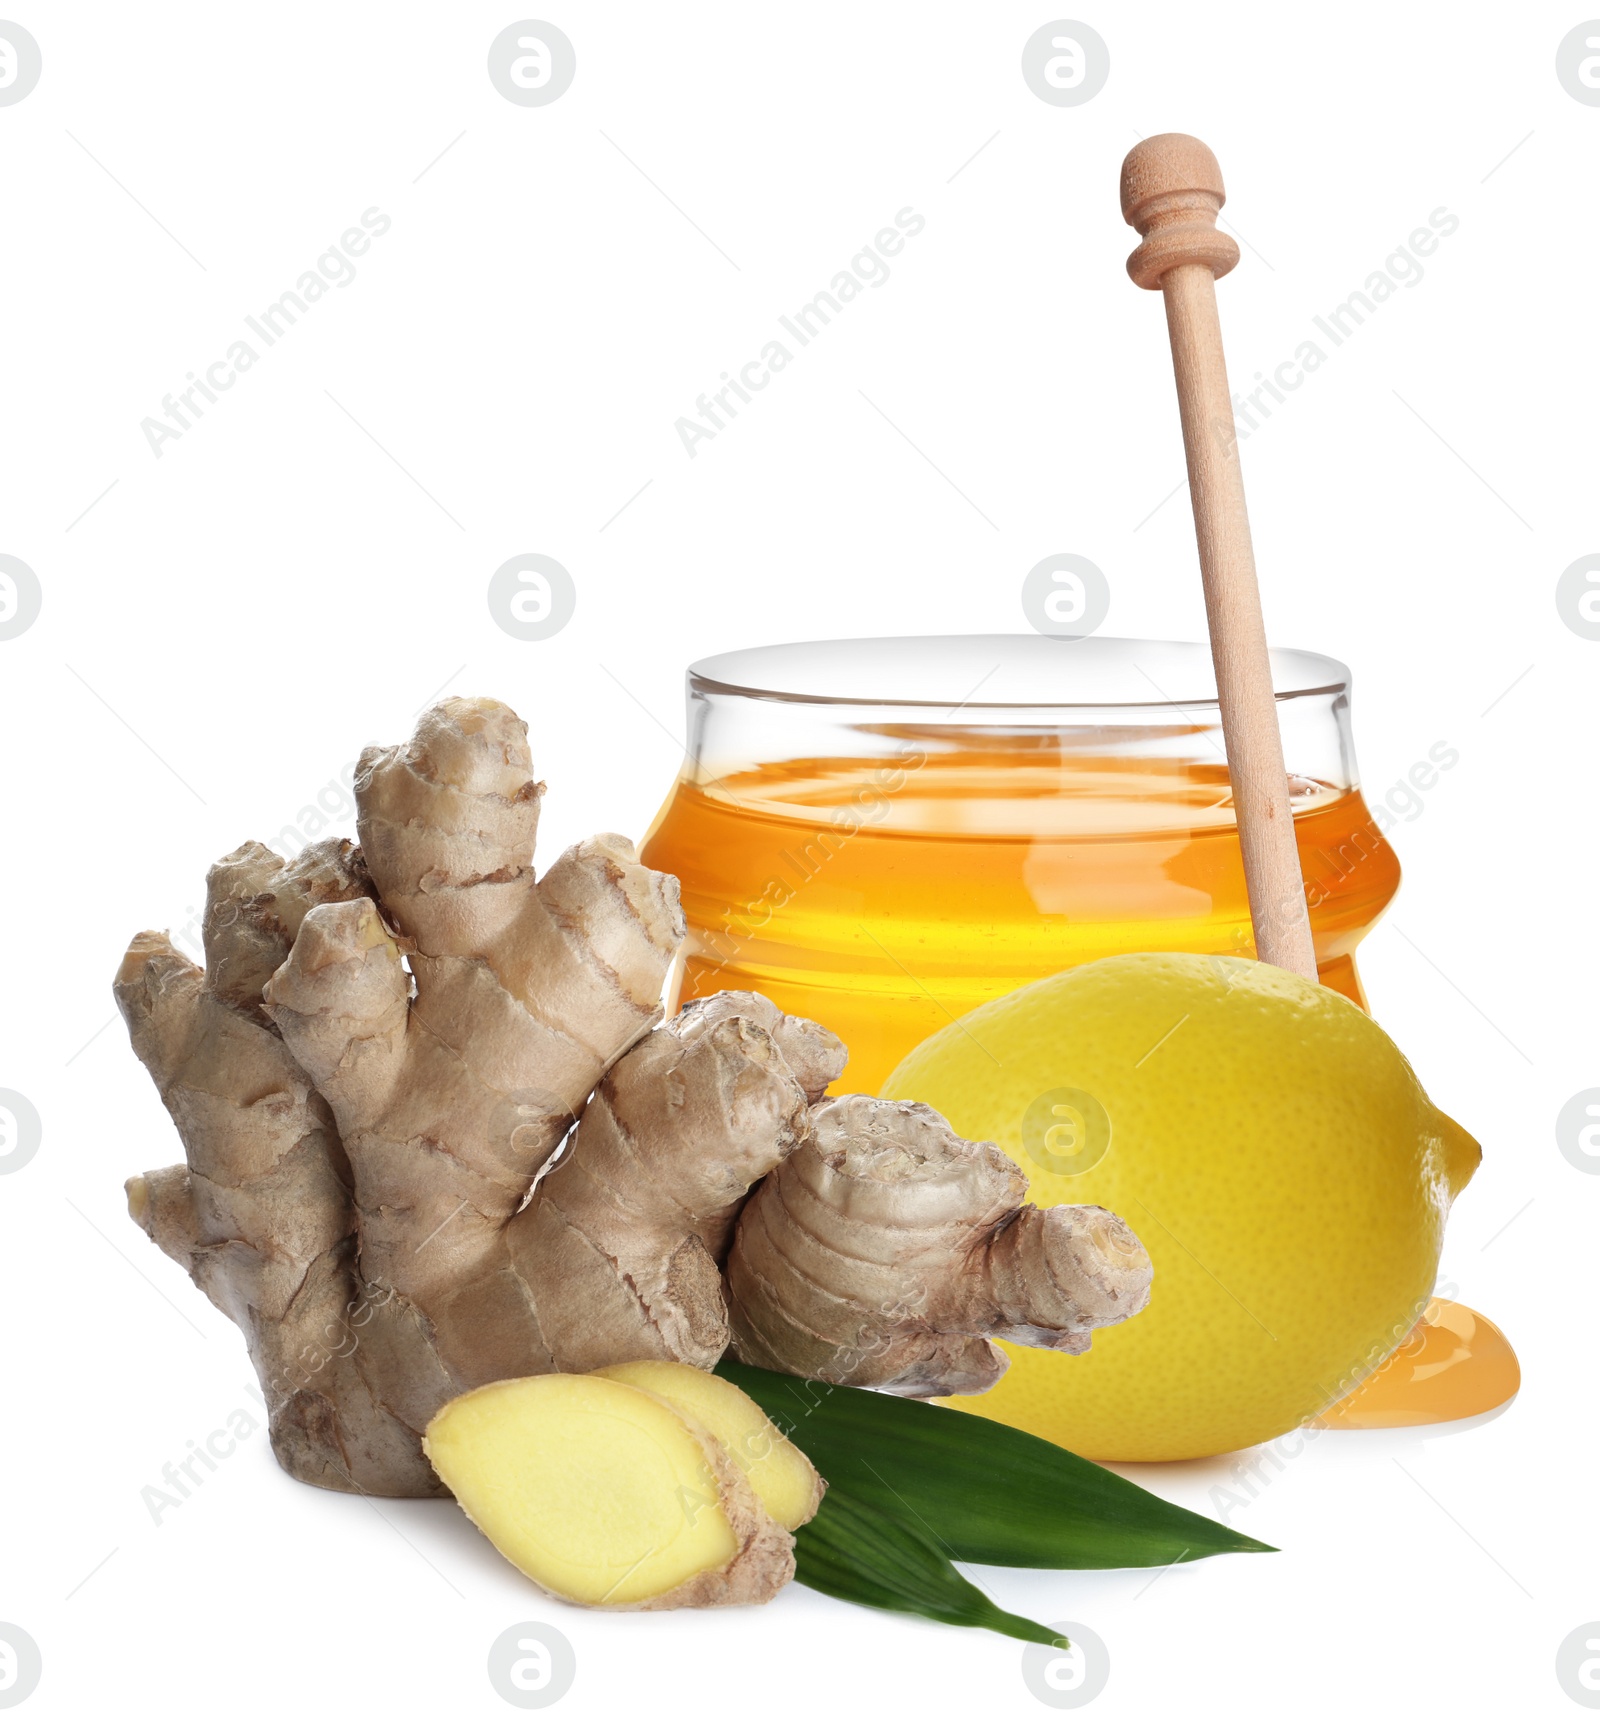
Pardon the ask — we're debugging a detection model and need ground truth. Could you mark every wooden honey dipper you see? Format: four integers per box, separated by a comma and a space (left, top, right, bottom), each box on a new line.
1120, 134, 1318, 980
1118, 136, 1523, 1429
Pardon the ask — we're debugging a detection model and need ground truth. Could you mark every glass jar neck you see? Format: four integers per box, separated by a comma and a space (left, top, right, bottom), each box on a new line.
680, 636, 1357, 822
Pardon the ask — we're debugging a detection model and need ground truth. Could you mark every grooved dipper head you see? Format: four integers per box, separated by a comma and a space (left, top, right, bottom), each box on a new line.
1120, 132, 1240, 290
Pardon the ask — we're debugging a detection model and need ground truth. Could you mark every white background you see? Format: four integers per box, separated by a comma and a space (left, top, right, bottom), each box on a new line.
2, 1, 1596, 1724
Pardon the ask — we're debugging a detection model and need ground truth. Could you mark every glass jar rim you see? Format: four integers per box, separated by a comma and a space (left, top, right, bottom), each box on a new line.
689, 634, 1349, 711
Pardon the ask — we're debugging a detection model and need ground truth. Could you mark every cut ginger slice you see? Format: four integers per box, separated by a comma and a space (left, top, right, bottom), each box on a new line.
424, 1374, 795, 1609
595, 1361, 823, 1530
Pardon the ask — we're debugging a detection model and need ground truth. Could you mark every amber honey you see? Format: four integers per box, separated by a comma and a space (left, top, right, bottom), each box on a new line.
642, 749, 1400, 1094
1317, 1299, 1521, 1428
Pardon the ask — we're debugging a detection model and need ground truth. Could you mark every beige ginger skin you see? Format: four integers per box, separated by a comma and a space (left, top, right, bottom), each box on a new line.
118, 696, 1152, 1498
726, 1096, 1154, 1397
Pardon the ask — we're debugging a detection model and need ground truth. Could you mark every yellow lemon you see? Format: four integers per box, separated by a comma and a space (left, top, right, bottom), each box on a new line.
882, 953, 1479, 1461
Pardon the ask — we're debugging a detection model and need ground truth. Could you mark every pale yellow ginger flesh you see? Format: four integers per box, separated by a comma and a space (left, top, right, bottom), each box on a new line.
424, 1375, 795, 1609
595, 1362, 823, 1531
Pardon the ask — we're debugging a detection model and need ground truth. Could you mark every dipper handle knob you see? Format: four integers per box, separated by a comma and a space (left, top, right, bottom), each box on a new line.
1121, 132, 1241, 290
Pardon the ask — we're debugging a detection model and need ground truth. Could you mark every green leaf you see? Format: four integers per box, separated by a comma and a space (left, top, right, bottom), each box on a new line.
795, 1487, 1067, 1648
718, 1360, 1275, 1571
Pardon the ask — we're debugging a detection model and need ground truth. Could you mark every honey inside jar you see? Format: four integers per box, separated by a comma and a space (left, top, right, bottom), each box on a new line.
645, 755, 1399, 1092
644, 638, 1398, 1094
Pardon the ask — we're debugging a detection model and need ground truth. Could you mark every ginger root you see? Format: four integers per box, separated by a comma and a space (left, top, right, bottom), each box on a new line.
725, 1096, 1153, 1397
119, 694, 1152, 1504
425, 1374, 800, 1608
121, 698, 701, 1491
502, 991, 844, 1374
116, 837, 437, 1494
